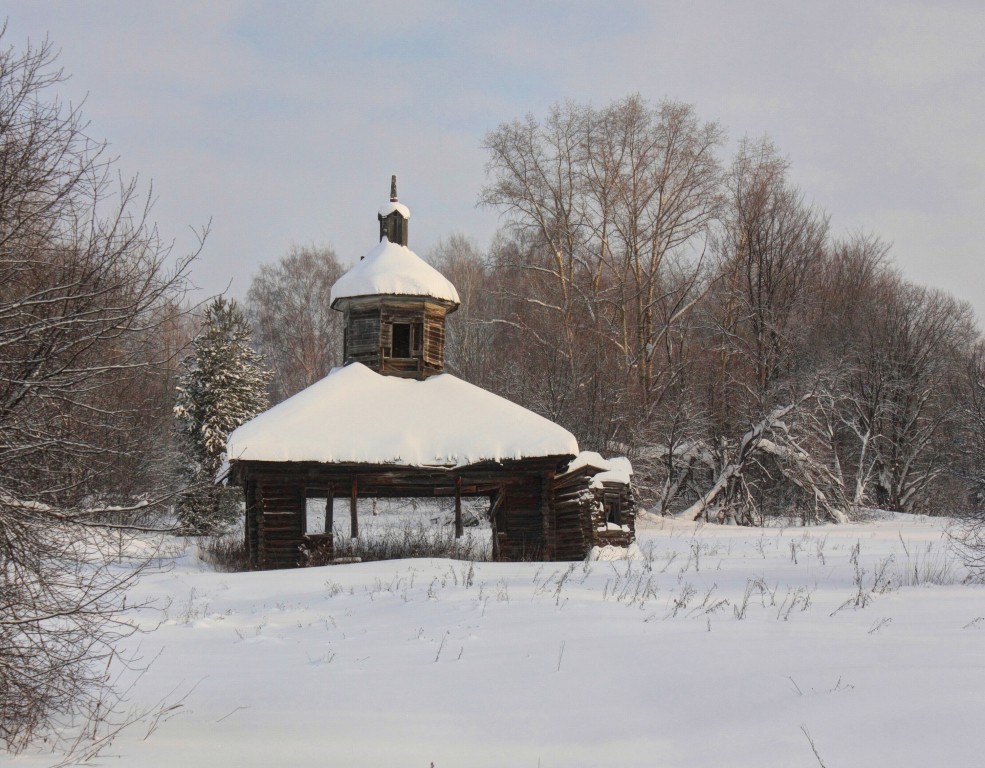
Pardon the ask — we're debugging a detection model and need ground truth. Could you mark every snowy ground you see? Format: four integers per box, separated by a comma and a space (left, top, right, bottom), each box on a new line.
14, 514, 985, 768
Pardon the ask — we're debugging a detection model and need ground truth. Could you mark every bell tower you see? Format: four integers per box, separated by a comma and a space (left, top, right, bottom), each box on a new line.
330, 178, 460, 379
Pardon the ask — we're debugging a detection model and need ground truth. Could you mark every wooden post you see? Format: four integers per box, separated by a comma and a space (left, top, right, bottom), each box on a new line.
325, 484, 334, 534
540, 472, 552, 560
454, 476, 463, 539
489, 489, 502, 561
350, 476, 358, 539
245, 479, 258, 567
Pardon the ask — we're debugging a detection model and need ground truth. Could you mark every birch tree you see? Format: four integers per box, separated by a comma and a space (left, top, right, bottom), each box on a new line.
481, 95, 723, 449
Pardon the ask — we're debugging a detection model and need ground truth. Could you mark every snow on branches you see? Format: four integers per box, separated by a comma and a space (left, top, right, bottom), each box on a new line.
174, 297, 271, 533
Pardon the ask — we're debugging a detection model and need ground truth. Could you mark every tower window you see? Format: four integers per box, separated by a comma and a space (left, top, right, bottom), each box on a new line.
390, 322, 422, 358
392, 323, 411, 357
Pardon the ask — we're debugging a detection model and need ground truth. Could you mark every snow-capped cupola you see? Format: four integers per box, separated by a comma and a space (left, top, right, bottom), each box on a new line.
330, 179, 460, 380
378, 174, 410, 245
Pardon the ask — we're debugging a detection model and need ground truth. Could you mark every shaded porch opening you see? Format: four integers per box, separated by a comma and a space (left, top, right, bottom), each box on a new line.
240, 458, 567, 568
300, 492, 496, 564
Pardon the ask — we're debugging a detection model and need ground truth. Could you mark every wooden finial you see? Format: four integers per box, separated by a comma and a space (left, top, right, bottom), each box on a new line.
390, 175, 398, 202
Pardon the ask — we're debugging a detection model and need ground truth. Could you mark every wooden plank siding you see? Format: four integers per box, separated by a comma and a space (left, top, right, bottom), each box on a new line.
422, 307, 445, 369
345, 310, 381, 369
341, 296, 454, 380
494, 477, 550, 561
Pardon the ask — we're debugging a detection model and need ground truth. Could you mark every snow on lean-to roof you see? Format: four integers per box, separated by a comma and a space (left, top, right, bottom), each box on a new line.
226, 362, 578, 467
561, 450, 633, 487
330, 238, 460, 306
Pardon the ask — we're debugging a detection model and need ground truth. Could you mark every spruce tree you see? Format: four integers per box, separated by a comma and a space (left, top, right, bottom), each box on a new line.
174, 297, 271, 533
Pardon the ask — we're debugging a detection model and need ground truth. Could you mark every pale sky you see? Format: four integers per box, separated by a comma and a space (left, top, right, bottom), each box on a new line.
6, 2, 984, 322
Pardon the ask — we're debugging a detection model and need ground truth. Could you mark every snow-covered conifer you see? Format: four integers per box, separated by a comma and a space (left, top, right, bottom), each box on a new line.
174, 297, 271, 533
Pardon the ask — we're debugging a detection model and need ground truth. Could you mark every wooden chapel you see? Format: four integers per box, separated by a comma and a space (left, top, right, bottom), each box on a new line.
226, 179, 634, 568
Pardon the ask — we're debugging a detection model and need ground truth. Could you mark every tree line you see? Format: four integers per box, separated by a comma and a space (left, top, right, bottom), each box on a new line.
243, 97, 985, 526
468, 96, 982, 524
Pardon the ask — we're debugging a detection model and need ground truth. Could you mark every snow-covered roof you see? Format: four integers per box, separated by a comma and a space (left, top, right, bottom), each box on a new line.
590, 460, 633, 489
330, 238, 460, 307
226, 363, 578, 467
378, 200, 411, 219
561, 451, 633, 488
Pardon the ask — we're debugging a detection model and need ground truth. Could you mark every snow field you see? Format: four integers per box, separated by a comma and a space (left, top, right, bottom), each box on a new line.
13, 515, 985, 768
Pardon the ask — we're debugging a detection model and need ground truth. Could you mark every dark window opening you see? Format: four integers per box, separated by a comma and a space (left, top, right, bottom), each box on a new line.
392, 323, 411, 357
391, 322, 423, 358
604, 495, 621, 526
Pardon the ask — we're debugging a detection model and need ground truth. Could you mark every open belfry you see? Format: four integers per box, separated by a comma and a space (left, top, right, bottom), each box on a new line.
226, 179, 633, 567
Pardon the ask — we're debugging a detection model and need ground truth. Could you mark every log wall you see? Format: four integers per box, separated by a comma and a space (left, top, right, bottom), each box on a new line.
236, 459, 568, 568
245, 479, 259, 564
550, 469, 594, 560
550, 467, 636, 556
255, 475, 305, 569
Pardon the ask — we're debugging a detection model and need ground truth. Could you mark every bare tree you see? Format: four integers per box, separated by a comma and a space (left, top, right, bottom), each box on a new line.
672, 385, 849, 525
427, 234, 499, 388
584, 98, 723, 416
688, 181, 973, 523
0, 31, 198, 751
479, 98, 982, 525
844, 279, 973, 513
480, 103, 594, 434
953, 342, 985, 579
657, 138, 841, 523
246, 245, 344, 402
960, 342, 985, 507
711, 137, 828, 411
481, 95, 723, 450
